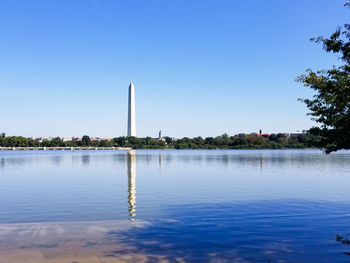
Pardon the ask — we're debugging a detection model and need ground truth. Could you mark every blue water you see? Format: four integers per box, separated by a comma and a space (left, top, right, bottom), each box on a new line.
0, 149, 350, 262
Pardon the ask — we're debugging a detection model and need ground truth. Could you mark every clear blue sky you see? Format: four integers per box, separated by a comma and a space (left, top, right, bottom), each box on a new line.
0, 0, 348, 138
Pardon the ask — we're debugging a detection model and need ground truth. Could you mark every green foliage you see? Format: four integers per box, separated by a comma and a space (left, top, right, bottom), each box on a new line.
269, 134, 277, 141
297, 3, 350, 153
163, 136, 173, 144
167, 133, 319, 150
112, 136, 166, 149
0, 133, 321, 150
0, 136, 29, 147
81, 135, 91, 146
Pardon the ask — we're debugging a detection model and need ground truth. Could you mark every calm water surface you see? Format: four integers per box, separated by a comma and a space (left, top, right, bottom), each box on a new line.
0, 149, 349, 262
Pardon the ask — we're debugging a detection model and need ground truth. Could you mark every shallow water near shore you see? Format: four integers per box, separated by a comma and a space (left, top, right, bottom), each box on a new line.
0, 149, 349, 262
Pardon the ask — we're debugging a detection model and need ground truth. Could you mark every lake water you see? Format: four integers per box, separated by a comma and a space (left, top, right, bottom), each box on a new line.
0, 149, 349, 262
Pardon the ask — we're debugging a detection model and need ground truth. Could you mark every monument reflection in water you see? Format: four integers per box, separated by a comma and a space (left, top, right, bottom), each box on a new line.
127, 150, 136, 220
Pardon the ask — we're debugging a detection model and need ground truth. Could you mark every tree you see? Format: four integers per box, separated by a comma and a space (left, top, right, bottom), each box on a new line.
113, 137, 127, 147
98, 140, 110, 147
297, 2, 350, 153
269, 134, 277, 141
193, 136, 205, 146
81, 135, 91, 146
50, 137, 64, 147
163, 136, 172, 144
205, 137, 214, 145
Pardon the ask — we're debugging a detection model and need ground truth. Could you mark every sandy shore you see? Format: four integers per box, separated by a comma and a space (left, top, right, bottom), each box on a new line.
0, 220, 185, 263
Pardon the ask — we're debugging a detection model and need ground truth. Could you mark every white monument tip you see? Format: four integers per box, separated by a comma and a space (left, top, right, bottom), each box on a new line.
127, 82, 136, 137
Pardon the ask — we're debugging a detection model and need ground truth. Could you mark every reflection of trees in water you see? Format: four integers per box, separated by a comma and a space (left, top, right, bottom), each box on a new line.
0, 151, 349, 172
70, 152, 128, 166
0, 153, 69, 168
0, 157, 30, 168
336, 234, 350, 256
336, 234, 350, 244
51, 155, 63, 166
111, 153, 128, 164
25, 150, 350, 171
0, 158, 4, 169
82, 155, 90, 166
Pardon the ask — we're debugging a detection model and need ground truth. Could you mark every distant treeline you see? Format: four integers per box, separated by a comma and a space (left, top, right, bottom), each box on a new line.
0, 132, 321, 149
168, 133, 321, 149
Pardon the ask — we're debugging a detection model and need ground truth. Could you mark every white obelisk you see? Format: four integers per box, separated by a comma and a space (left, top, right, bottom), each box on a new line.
127, 82, 136, 137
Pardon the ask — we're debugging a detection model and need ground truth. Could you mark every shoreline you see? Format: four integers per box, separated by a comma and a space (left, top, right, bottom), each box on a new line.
0, 147, 322, 151
0, 147, 132, 151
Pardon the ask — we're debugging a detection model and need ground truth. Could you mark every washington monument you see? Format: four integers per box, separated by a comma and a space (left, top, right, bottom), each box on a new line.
127, 82, 136, 136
